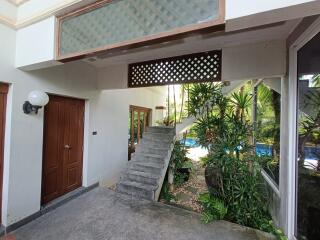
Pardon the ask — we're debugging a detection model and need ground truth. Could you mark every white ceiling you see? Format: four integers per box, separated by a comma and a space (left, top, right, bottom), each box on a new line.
81, 19, 300, 68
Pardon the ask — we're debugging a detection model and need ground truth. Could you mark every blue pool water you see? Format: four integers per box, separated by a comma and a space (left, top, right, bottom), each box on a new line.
180, 139, 319, 161
180, 138, 199, 148
256, 143, 320, 161
256, 143, 273, 157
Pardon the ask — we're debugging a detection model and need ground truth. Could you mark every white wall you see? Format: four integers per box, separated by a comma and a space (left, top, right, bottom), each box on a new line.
1, 20, 167, 226
0, 3, 290, 227
93, 64, 167, 186
97, 65, 128, 89
226, 0, 320, 31
17, 0, 65, 20
15, 16, 60, 69
16, 0, 99, 28
87, 87, 166, 186
16, 0, 89, 21
1, 32, 99, 224
226, 0, 316, 20
222, 40, 286, 81
0, 1, 17, 21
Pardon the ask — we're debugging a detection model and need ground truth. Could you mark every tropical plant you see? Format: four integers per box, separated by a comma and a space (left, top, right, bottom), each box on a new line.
206, 151, 270, 228
187, 83, 222, 116
255, 82, 281, 183
230, 89, 252, 122
199, 192, 227, 223
298, 90, 320, 168
188, 82, 287, 239
312, 74, 320, 87
169, 142, 193, 186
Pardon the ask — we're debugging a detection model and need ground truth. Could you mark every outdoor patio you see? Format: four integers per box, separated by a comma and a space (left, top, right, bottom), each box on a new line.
10, 187, 270, 240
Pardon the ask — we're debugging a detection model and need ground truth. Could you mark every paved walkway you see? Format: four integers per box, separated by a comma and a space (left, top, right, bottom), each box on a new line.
12, 188, 265, 240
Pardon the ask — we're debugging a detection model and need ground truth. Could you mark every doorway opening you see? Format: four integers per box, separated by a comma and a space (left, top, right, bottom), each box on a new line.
128, 105, 151, 160
0, 83, 8, 223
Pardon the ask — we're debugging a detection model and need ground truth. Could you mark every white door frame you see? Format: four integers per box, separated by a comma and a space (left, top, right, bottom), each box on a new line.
287, 16, 320, 240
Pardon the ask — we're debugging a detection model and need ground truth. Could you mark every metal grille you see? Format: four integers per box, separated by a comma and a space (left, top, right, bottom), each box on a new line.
128, 50, 221, 88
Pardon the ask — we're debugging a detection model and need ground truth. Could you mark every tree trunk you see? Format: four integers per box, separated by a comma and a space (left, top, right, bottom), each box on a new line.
179, 85, 185, 122
271, 90, 281, 159
173, 85, 177, 126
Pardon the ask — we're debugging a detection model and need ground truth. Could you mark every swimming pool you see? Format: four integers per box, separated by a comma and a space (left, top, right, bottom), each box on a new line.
180, 138, 199, 148
180, 139, 319, 161
256, 143, 273, 157
256, 143, 320, 161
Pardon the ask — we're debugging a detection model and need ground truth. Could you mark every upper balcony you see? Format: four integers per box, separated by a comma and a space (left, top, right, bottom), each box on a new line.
56, 0, 225, 62
13, 0, 320, 70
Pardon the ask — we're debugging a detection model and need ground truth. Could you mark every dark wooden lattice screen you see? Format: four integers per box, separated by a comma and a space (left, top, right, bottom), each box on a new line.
128, 50, 221, 88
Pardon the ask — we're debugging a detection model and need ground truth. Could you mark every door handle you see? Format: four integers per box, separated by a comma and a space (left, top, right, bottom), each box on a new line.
64, 144, 71, 149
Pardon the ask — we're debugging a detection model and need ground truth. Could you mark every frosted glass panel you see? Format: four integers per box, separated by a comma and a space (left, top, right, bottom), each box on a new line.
59, 0, 220, 55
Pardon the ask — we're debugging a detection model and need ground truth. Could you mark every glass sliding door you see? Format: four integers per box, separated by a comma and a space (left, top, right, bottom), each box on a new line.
128, 106, 151, 160
296, 31, 320, 240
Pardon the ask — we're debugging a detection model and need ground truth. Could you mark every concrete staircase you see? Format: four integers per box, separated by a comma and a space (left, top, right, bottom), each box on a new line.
116, 126, 175, 201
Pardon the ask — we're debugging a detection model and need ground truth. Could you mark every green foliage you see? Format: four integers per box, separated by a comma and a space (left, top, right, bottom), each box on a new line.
262, 221, 288, 240
161, 141, 193, 201
214, 148, 270, 228
255, 82, 281, 184
170, 142, 193, 186
202, 117, 286, 239
182, 160, 194, 170
311, 74, 320, 87
174, 172, 188, 186
199, 192, 227, 223
260, 155, 279, 182
188, 81, 287, 239
170, 142, 188, 169
256, 83, 281, 146
230, 90, 253, 121
298, 90, 320, 168
187, 83, 223, 116
160, 175, 175, 202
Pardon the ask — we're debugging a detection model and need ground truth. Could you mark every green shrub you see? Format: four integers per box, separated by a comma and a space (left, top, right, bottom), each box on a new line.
174, 172, 188, 186
199, 192, 227, 223
170, 142, 193, 186
188, 82, 287, 239
159, 175, 175, 202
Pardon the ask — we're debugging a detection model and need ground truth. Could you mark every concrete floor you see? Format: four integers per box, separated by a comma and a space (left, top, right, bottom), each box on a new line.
13, 187, 267, 240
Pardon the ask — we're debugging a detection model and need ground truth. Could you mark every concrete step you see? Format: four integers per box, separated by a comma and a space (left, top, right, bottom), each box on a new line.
146, 126, 175, 134
135, 146, 169, 156
116, 126, 175, 201
116, 181, 156, 200
129, 161, 163, 174
132, 153, 165, 164
124, 170, 159, 186
139, 139, 171, 148
143, 132, 175, 141
140, 138, 172, 146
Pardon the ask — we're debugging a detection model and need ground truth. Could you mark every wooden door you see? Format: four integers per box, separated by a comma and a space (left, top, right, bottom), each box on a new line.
128, 105, 151, 160
0, 83, 8, 223
42, 95, 84, 204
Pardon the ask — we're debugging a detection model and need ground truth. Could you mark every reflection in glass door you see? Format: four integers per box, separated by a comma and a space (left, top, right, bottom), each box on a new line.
128, 106, 151, 160
296, 31, 320, 240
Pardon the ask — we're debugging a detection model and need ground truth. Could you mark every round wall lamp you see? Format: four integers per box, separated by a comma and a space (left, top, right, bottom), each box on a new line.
23, 90, 49, 114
